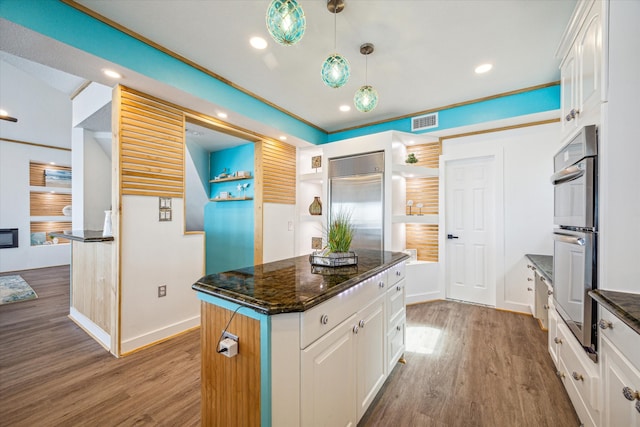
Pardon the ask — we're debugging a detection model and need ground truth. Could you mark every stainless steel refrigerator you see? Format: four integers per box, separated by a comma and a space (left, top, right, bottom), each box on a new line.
328, 151, 384, 251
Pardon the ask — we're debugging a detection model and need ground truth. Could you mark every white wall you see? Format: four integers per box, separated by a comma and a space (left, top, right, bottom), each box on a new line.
0, 60, 72, 272
119, 195, 204, 354
263, 203, 295, 263
184, 140, 209, 232
440, 122, 559, 313
598, 0, 640, 294
83, 131, 112, 229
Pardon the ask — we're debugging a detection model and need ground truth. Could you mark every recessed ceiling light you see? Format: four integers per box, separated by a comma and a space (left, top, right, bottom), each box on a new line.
0, 109, 8, 116
250, 36, 268, 50
217, 112, 228, 119
339, 105, 351, 112
279, 136, 287, 141
50, 162, 56, 165
103, 69, 122, 79
475, 63, 493, 74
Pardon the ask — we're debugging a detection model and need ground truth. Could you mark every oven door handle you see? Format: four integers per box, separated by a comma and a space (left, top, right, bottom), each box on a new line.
553, 233, 585, 246
550, 164, 584, 185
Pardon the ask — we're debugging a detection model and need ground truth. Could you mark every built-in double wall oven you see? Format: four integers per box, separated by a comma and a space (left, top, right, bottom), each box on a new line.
550, 124, 598, 360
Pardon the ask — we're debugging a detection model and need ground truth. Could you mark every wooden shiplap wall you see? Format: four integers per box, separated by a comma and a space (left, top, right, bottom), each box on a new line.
259, 139, 296, 204
405, 141, 442, 261
29, 162, 71, 186
30, 192, 72, 217
117, 87, 185, 198
30, 221, 71, 244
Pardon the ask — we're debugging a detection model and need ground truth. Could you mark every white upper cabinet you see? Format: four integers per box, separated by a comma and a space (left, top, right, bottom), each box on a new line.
557, 0, 603, 140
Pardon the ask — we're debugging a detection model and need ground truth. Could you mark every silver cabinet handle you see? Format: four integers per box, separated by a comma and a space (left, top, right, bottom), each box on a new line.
636, 400, 640, 414
556, 371, 566, 379
320, 314, 329, 325
527, 287, 533, 291
527, 277, 533, 282
543, 304, 549, 310
598, 319, 613, 330
527, 264, 532, 269
554, 337, 563, 344
378, 281, 385, 288
396, 325, 401, 331
552, 233, 585, 246
353, 325, 359, 334
396, 270, 401, 277
396, 285, 401, 291
359, 319, 365, 328
547, 290, 553, 296
541, 276, 546, 282
572, 372, 584, 381
622, 387, 640, 401
565, 108, 580, 121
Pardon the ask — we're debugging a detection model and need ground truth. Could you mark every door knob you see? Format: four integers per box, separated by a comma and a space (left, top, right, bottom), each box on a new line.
447, 234, 459, 240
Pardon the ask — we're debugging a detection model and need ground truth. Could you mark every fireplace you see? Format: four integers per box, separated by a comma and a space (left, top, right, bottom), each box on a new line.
0, 228, 19, 248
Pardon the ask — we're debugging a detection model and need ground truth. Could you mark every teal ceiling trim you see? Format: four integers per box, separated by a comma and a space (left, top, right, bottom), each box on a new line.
327, 85, 560, 143
0, 0, 327, 145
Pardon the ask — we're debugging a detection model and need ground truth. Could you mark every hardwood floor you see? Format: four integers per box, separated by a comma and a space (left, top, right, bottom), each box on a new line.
359, 301, 580, 427
1, 267, 579, 426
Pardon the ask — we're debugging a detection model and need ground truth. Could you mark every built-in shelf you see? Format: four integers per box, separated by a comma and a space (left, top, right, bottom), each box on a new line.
209, 197, 253, 202
29, 185, 72, 194
300, 214, 324, 222
392, 164, 439, 178
30, 216, 72, 221
392, 214, 438, 224
300, 172, 322, 184
209, 176, 253, 183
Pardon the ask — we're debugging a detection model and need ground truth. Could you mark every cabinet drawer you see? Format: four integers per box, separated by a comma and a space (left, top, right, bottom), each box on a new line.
387, 314, 405, 373
386, 279, 405, 326
558, 354, 597, 427
301, 270, 387, 349
557, 323, 600, 415
387, 262, 405, 286
599, 307, 640, 369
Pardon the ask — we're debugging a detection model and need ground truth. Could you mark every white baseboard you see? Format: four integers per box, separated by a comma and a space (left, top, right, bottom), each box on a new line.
121, 315, 200, 354
69, 307, 111, 350
406, 291, 443, 305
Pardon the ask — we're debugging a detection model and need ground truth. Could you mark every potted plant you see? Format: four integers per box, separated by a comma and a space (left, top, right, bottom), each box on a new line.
310, 210, 358, 267
406, 153, 418, 164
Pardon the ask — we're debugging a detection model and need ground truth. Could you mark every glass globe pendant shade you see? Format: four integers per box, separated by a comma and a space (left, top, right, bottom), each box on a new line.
354, 85, 379, 112
321, 53, 350, 88
266, 0, 306, 46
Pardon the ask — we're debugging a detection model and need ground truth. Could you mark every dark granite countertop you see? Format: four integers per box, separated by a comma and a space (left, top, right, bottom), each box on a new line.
192, 249, 409, 315
50, 230, 114, 242
589, 289, 640, 336
525, 254, 553, 283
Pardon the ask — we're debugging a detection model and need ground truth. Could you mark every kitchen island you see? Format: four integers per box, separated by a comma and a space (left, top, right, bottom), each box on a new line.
192, 249, 409, 427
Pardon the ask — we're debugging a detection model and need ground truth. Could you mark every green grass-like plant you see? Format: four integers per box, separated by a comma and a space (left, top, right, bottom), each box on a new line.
326, 210, 355, 253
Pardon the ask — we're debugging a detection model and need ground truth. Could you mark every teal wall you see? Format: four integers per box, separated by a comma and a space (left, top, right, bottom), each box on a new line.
205, 143, 255, 273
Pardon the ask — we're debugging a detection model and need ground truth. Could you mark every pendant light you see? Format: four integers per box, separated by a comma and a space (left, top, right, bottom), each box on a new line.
354, 43, 379, 112
266, 0, 306, 46
321, 0, 350, 88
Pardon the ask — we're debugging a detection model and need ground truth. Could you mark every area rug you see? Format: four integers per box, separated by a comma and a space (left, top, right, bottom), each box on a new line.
0, 275, 38, 305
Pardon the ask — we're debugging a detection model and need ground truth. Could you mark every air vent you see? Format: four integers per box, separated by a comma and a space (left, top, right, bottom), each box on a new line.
411, 113, 438, 131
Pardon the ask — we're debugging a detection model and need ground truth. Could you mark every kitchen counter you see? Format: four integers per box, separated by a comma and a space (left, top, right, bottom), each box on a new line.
525, 254, 553, 283
589, 289, 640, 336
192, 249, 409, 315
50, 229, 113, 242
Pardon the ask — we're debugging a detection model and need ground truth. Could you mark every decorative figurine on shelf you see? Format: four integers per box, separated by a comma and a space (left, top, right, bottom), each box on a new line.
407, 199, 414, 215
406, 153, 418, 164
309, 196, 322, 215
236, 182, 250, 199
417, 202, 424, 216
311, 155, 322, 172
214, 168, 229, 180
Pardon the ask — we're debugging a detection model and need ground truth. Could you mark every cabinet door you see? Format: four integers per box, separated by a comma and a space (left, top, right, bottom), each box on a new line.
548, 307, 559, 367
577, 2, 602, 126
301, 314, 357, 427
601, 336, 640, 427
356, 296, 386, 421
560, 49, 578, 137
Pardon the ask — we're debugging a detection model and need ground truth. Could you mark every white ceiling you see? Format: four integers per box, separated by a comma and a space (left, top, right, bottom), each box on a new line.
71, 0, 577, 133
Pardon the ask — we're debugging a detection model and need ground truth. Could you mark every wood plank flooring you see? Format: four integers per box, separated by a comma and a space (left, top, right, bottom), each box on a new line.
1, 266, 579, 426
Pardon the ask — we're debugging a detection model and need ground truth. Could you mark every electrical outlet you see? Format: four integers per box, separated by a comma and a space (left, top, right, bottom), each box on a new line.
222, 331, 238, 342
158, 285, 167, 297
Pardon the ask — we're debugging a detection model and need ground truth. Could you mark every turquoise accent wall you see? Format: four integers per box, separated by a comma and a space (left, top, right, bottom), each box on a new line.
327, 85, 561, 142
205, 143, 255, 274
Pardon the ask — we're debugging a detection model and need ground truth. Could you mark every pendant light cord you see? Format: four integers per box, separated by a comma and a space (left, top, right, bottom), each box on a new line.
333, 10, 337, 51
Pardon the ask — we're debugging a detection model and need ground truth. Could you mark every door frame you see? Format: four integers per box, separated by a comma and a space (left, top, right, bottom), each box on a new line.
438, 147, 505, 307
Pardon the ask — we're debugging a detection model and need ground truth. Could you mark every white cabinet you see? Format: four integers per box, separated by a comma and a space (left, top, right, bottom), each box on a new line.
356, 296, 386, 421
557, 0, 603, 139
548, 306, 560, 367
598, 306, 640, 427
301, 314, 357, 427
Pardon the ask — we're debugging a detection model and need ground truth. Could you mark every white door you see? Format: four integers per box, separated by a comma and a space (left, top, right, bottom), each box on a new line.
445, 156, 496, 306
356, 296, 386, 421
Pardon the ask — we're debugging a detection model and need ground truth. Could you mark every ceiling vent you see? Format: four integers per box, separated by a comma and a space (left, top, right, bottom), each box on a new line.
411, 113, 438, 131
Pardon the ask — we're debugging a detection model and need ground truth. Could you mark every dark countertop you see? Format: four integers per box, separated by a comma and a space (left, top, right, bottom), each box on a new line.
50, 230, 114, 242
525, 254, 553, 283
192, 249, 409, 315
589, 289, 640, 336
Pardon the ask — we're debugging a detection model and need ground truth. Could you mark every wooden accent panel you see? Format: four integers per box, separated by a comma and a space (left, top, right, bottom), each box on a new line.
29, 162, 71, 186
254, 142, 264, 265
71, 240, 113, 333
201, 302, 261, 426
30, 192, 72, 217
406, 141, 441, 261
260, 139, 296, 204
117, 87, 185, 197
30, 221, 71, 244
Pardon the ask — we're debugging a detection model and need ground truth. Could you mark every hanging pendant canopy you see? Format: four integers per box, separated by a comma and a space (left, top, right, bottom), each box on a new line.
266, 0, 306, 46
